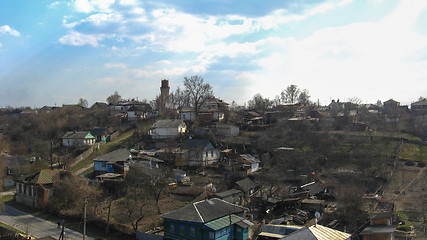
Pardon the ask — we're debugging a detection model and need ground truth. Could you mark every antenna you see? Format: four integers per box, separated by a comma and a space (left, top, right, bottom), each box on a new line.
315, 211, 320, 227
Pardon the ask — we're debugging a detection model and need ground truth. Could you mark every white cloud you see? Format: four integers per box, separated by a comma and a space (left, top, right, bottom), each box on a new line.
0, 42, 3, 48
105, 63, 127, 69
119, 0, 138, 6
72, 0, 115, 13
58, 30, 111, 47
156, 60, 171, 65
0, 25, 20, 37
48, 1, 61, 8
248, 0, 427, 104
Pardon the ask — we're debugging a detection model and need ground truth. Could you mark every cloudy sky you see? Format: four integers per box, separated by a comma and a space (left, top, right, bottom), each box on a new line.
1, 0, 426, 107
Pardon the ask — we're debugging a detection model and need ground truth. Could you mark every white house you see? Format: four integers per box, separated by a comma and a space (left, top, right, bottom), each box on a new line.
180, 107, 197, 121
61, 131, 96, 147
149, 119, 187, 139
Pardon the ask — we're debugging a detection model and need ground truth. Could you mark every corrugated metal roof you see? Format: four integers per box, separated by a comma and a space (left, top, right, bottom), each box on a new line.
204, 215, 244, 231
28, 169, 59, 185
281, 225, 351, 240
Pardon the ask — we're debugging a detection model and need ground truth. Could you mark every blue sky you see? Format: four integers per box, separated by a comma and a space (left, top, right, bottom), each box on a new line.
1, 0, 426, 107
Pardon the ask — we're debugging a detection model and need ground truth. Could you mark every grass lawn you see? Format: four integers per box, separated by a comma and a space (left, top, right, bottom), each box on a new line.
0, 194, 14, 203
71, 130, 135, 173
399, 143, 427, 162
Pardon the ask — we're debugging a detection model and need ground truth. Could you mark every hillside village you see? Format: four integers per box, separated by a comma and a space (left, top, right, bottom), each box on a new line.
0, 77, 426, 240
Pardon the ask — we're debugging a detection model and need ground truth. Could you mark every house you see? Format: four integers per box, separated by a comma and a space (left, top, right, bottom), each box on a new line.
240, 154, 260, 174
291, 182, 324, 198
257, 224, 302, 240
244, 111, 264, 125
235, 178, 258, 197
199, 98, 229, 122
300, 199, 325, 213
411, 98, 427, 110
90, 127, 111, 143
179, 98, 228, 122
15, 169, 70, 208
214, 189, 243, 205
61, 131, 96, 147
150, 119, 187, 139
280, 224, 351, 240
2, 155, 29, 189
180, 107, 197, 121
215, 123, 239, 137
161, 198, 253, 240
360, 212, 396, 240
175, 139, 220, 167
93, 148, 130, 177
127, 103, 153, 121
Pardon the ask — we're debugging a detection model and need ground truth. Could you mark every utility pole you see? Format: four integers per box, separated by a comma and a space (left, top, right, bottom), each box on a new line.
83, 196, 87, 240
50, 141, 53, 170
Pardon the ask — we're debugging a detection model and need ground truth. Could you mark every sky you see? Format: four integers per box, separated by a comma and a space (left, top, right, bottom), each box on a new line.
0, 0, 426, 108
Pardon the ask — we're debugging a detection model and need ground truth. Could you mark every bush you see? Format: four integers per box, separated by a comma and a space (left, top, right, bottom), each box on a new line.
417, 161, 425, 167
405, 161, 415, 166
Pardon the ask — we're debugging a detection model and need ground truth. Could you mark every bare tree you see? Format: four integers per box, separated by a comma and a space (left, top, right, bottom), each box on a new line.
78, 98, 88, 108
170, 87, 190, 109
150, 95, 161, 111
281, 84, 300, 104
183, 76, 213, 116
247, 93, 272, 113
114, 187, 149, 235
106, 91, 122, 105
297, 89, 310, 104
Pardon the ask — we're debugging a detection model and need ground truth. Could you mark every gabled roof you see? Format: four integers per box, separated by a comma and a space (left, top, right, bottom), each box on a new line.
299, 182, 324, 196
215, 189, 242, 198
183, 139, 215, 150
161, 198, 247, 223
91, 127, 109, 136
411, 99, 427, 106
152, 119, 185, 128
61, 131, 95, 139
93, 148, 130, 163
281, 224, 351, 240
240, 154, 260, 164
24, 169, 60, 185
236, 178, 257, 192
384, 99, 399, 104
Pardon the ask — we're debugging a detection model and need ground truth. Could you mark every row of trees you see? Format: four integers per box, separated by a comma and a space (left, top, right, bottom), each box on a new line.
247, 84, 311, 112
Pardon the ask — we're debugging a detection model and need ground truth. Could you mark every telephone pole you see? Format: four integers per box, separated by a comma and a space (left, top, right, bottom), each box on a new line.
83, 196, 87, 240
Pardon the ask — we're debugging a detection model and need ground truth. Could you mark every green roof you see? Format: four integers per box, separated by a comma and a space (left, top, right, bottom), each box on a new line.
28, 169, 59, 184
204, 214, 245, 231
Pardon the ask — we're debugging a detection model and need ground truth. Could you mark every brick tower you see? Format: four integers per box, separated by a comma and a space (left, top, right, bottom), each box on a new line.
159, 79, 170, 114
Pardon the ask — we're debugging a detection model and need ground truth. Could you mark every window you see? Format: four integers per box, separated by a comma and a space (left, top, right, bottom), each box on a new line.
24, 185, 27, 195
101, 162, 106, 168
180, 225, 185, 235
211, 151, 213, 157
189, 226, 196, 237
209, 232, 215, 240
170, 223, 175, 233
205, 152, 208, 158
19, 184, 22, 193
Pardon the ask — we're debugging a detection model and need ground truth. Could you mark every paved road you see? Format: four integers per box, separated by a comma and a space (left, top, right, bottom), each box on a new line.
0, 204, 94, 240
